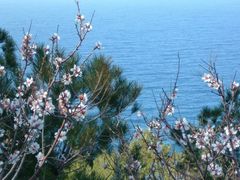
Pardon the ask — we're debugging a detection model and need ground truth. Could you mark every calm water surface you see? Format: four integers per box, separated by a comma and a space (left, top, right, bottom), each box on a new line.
1, 0, 240, 126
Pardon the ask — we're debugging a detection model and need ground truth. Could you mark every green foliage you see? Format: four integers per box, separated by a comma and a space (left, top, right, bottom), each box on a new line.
0, 28, 19, 97
198, 89, 240, 126
0, 27, 141, 179
67, 55, 141, 152
62, 131, 185, 180
81, 55, 142, 117
198, 106, 222, 125
0, 28, 18, 73
33, 44, 54, 84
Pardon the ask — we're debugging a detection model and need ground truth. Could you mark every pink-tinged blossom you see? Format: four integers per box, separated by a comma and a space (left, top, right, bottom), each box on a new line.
195, 138, 206, 149
232, 137, 240, 149
55, 130, 67, 142
79, 93, 88, 104
226, 136, 240, 152
16, 85, 25, 98
231, 81, 239, 91
1, 98, 10, 110
174, 118, 189, 131
14, 116, 23, 129
25, 77, 33, 88
8, 150, 20, 164
21, 33, 37, 60
165, 105, 174, 116
25, 129, 40, 142
170, 88, 178, 100
193, 127, 215, 149
201, 153, 212, 161
70, 64, 82, 77
69, 103, 87, 120
36, 152, 44, 166
70, 93, 88, 120
75, 14, 85, 23
62, 73, 72, 85
95, 41, 102, 50
148, 120, 161, 129
202, 73, 212, 83
202, 73, 222, 90
64, 122, 72, 131
207, 163, 222, 176
212, 141, 226, 154
133, 129, 142, 139
28, 116, 43, 130
58, 90, 71, 115
44, 98, 55, 114
51, 33, 60, 43
127, 160, 141, 172
28, 89, 54, 116
0, 66, 6, 77
10, 98, 22, 112
44, 45, 50, 55
83, 22, 93, 32
36, 89, 48, 99
28, 142, 40, 154
224, 126, 237, 136
54, 57, 63, 69
29, 98, 42, 114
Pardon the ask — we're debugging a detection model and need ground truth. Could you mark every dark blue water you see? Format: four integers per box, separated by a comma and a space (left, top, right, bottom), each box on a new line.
1, 0, 240, 125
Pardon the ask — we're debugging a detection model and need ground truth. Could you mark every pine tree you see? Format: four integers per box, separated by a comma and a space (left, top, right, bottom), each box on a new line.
0, 28, 141, 179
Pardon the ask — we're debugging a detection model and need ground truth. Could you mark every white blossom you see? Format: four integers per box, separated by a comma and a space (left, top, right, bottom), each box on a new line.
51, 33, 60, 42
70, 103, 87, 120
0, 66, 6, 77
70, 64, 82, 77
170, 88, 178, 100
36, 152, 44, 166
207, 163, 222, 176
212, 141, 226, 154
28, 116, 43, 130
165, 105, 174, 116
25, 77, 33, 88
201, 153, 212, 161
84, 22, 92, 32
95, 41, 102, 50
44, 98, 55, 114
44, 45, 50, 55
231, 81, 239, 91
174, 118, 189, 131
202, 73, 222, 90
136, 110, 142, 118
0, 161, 3, 173
75, 14, 85, 23
224, 126, 237, 136
8, 150, 20, 164
58, 90, 71, 115
0, 129, 5, 137
16, 85, 25, 97
79, 93, 88, 104
1, 98, 10, 110
55, 130, 67, 142
62, 73, 72, 85
21, 33, 37, 60
28, 142, 40, 154
148, 120, 161, 129
54, 57, 63, 68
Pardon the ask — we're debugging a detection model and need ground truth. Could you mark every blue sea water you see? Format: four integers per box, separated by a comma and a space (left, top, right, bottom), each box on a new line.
1, 0, 240, 126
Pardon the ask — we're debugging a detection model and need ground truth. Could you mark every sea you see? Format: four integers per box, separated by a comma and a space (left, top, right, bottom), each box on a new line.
1, 0, 240, 127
